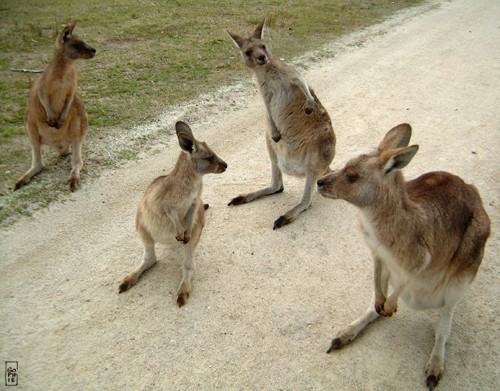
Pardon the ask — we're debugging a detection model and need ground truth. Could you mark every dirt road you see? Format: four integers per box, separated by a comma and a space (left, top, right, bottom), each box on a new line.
1, 0, 498, 389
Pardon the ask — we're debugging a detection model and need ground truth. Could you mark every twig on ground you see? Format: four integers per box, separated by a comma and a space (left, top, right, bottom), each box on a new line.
11, 68, 43, 74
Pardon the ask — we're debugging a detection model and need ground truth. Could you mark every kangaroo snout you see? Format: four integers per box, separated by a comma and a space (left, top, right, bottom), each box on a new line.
257, 54, 268, 65
317, 174, 340, 199
317, 174, 333, 190
218, 160, 228, 173
86, 45, 97, 58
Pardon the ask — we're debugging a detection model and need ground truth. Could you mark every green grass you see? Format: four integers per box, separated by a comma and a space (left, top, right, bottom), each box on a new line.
0, 0, 425, 226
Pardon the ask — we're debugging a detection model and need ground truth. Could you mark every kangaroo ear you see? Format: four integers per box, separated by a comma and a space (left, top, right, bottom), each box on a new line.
60, 22, 76, 43
381, 145, 419, 174
227, 30, 245, 49
175, 121, 196, 153
378, 123, 412, 151
253, 20, 265, 39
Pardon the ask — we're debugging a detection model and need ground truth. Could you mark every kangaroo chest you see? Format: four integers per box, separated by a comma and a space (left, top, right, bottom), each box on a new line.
170, 180, 201, 218
359, 212, 446, 310
259, 80, 306, 176
43, 68, 77, 105
258, 74, 295, 117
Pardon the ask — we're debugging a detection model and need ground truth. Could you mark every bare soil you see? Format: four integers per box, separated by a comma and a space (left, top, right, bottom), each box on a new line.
1, 0, 498, 390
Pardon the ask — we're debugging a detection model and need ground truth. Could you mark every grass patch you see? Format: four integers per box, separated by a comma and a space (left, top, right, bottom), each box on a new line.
0, 0, 425, 226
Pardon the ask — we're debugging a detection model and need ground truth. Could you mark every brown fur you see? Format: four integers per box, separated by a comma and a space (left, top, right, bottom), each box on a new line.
119, 122, 227, 307
227, 21, 336, 229
317, 123, 490, 389
15, 22, 96, 192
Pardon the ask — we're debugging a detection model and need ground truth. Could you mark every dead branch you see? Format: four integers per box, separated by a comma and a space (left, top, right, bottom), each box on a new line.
11, 68, 43, 74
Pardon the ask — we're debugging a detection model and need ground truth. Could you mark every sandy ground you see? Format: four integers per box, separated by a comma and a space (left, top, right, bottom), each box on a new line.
1, 0, 499, 390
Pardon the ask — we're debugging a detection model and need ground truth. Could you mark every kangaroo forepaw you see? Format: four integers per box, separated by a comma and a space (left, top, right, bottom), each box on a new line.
375, 301, 397, 317
304, 101, 314, 114
47, 117, 64, 129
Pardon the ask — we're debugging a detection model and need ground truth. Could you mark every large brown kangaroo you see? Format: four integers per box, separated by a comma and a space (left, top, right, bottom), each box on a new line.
317, 124, 490, 390
15, 22, 96, 192
119, 122, 228, 307
227, 21, 336, 229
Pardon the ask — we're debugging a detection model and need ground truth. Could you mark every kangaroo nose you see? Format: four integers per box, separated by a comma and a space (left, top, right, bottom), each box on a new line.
87, 46, 97, 58
220, 161, 228, 172
257, 55, 267, 64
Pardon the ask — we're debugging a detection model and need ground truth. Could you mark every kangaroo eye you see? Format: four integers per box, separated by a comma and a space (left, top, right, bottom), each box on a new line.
262, 45, 266, 50
347, 173, 359, 183
245, 49, 252, 57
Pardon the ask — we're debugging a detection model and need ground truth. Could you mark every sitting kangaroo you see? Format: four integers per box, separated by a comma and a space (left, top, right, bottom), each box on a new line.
317, 124, 490, 390
227, 21, 336, 229
119, 122, 227, 307
15, 22, 96, 192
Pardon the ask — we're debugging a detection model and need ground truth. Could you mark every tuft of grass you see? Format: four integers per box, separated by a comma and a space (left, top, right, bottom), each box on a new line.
0, 0, 425, 226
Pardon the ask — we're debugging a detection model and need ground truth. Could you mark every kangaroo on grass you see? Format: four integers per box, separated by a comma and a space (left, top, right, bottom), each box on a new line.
227, 21, 336, 229
119, 122, 227, 307
317, 123, 490, 390
15, 22, 96, 192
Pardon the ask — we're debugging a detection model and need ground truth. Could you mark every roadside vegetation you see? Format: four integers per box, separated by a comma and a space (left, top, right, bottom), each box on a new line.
0, 0, 424, 226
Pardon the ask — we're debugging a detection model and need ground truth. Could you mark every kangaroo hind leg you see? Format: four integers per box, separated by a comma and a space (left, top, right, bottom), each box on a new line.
119, 227, 157, 293
15, 132, 44, 191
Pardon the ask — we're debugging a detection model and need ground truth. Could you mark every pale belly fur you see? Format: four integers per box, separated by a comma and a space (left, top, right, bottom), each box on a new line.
360, 213, 471, 310
139, 192, 201, 246
275, 150, 307, 177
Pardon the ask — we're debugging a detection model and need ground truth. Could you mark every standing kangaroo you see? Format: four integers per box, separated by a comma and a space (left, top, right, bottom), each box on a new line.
317, 124, 490, 390
15, 22, 96, 192
227, 21, 336, 229
119, 121, 227, 307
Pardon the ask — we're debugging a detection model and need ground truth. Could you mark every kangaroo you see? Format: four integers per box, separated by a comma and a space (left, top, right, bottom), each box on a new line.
15, 22, 96, 192
317, 124, 490, 390
227, 21, 336, 229
119, 121, 227, 307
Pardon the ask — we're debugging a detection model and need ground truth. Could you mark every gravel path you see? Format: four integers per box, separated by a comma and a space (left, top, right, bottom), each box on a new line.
1, 0, 499, 389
